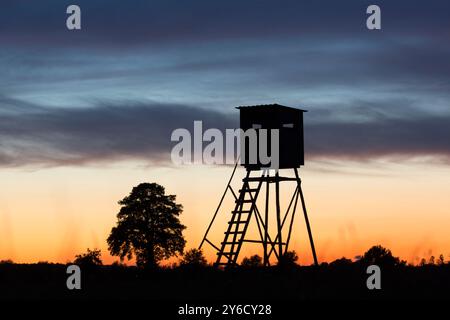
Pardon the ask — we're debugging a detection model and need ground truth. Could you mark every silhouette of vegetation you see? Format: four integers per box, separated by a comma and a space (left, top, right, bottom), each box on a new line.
329, 257, 353, 267
107, 183, 186, 269
73, 248, 103, 267
419, 253, 446, 267
180, 249, 208, 268
277, 250, 299, 267
111, 261, 127, 268
241, 255, 263, 268
359, 245, 405, 267
0, 245, 449, 300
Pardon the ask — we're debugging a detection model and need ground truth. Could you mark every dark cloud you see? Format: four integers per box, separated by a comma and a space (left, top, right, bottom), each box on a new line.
1, 0, 449, 110
0, 97, 236, 167
1, 1, 449, 168
1, 0, 449, 47
305, 100, 450, 161
306, 115, 450, 161
0, 97, 449, 168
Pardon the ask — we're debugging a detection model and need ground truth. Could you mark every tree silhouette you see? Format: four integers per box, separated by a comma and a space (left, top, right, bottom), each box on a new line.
180, 248, 208, 267
74, 248, 103, 267
429, 255, 435, 265
360, 245, 404, 267
241, 255, 263, 268
107, 183, 186, 268
278, 250, 299, 267
329, 257, 353, 267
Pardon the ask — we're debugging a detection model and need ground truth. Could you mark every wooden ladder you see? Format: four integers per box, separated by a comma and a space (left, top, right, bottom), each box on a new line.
215, 170, 264, 267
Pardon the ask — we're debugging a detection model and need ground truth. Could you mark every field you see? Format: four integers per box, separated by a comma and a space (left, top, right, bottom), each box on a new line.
1, 263, 449, 301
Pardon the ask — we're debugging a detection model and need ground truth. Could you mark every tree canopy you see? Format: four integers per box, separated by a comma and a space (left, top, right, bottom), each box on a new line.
277, 251, 299, 267
241, 255, 263, 268
180, 248, 208, 267
74, 248, 103, 267
360, 245, 404, 267
107, 183, 186, 268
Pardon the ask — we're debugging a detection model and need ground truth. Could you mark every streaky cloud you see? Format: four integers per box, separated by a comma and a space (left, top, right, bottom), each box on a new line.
0, 96, 449, 168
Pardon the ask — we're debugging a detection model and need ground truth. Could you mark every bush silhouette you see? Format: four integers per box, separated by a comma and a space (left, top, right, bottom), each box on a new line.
180, 249, 208, 267
241, 255, 263, 268
329, 257, 353, 267
277, 251, 299, 267
74, 248, 103, 267
107, 183, 186, 268
360, 245, 404, 267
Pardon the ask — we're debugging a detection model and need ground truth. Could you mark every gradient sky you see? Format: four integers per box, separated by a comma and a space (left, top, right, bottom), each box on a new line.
0, 0, 449, 265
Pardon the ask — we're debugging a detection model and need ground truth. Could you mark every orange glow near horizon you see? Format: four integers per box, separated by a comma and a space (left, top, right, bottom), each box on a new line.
1, 160, 449, 266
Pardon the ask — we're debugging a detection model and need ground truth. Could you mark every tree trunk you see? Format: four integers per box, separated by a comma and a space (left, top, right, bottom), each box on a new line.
146, 242, 156, 269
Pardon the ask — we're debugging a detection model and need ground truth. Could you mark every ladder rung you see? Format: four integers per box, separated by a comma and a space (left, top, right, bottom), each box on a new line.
239, 188, 259, 192
228, 221, 247, 224
218, 252, 238, 255
225, 230, 244, 234
232, 210, 251, 214
221, 241, 241, 245
243, 177, 264, 182
235, 199, 253, 203
244, 176, 298, 182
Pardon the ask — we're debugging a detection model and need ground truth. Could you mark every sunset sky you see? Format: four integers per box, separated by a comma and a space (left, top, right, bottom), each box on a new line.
1, 0, 449, 265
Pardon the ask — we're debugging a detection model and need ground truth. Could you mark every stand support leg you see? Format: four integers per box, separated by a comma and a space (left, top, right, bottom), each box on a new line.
275, 172, 283, 260
295, 168, 319, 266
264, 180, 269, 266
